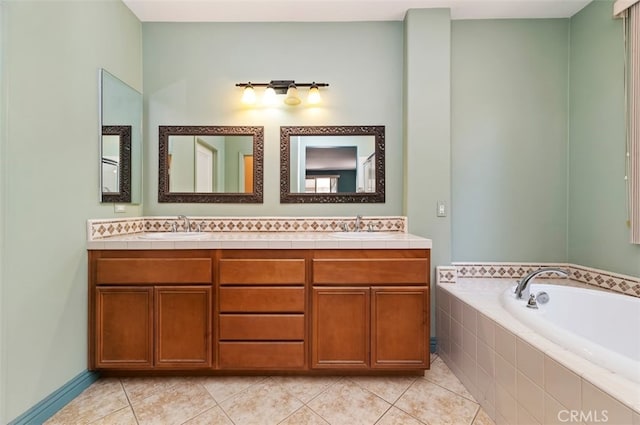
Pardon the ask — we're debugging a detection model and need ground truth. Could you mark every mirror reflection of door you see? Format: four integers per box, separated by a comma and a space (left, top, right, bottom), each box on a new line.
195, 141, 216, 193
244, 155, 253, 193
362, 153, 375, 192
101, 158, 119, 193
101, 134, 120, 193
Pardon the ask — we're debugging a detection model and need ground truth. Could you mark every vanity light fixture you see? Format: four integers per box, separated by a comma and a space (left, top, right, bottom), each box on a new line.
235, 80, 328, 106
284, 83, 301, 106
263, 84, 277, 105
241, 83, 256, 105
307, 83, 321, 105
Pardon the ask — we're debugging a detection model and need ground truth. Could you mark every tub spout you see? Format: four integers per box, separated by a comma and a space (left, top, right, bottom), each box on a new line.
515, 267, 568, 300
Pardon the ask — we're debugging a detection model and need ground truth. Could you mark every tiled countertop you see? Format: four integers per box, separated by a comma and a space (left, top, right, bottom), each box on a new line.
87, 231, 432, 250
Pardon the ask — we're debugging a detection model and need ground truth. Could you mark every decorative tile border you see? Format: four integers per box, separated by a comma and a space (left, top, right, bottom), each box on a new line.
88, 216, 407, 240
570, 264, 640, 298
442, 262, 640, 298
86, 218, 146, 240
452, 262, 568, 279
436, 266, 457, 284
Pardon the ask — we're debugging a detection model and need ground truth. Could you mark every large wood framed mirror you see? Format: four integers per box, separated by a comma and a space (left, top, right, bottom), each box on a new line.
158, 125, 264, 203
280, 125, 385, 203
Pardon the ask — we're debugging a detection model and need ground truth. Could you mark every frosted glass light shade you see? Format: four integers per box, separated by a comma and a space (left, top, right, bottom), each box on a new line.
263, 86, 277, 105
307, 85, 321, 104
241, 85, 256, 104
284, 84, 301, 106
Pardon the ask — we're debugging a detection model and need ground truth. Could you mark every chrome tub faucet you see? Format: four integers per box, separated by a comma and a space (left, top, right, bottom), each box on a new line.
514, 267, 568, 300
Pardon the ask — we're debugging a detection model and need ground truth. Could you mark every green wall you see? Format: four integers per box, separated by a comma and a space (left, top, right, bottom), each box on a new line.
142, 22, 404, 216
451, 19, 570, 263
0, 0, 142, 422
568, 0, 640, 277
404, 9, 451, 336
449, 3, 639, 276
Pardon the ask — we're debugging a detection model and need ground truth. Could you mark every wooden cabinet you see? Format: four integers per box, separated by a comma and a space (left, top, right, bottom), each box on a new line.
311, 250, 430, 370
89, 250, 213, 370
155, 287, 212, 368
312, 287, 370, 368
217, 250, 307, 370
89, 247, 429, 373
371, 287, 429, 368
95, 286, 153, 369
312, 287, 429, 369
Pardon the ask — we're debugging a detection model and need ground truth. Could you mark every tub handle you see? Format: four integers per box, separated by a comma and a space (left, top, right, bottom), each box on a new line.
536, 291, 550, 305
526, 294, 539, 309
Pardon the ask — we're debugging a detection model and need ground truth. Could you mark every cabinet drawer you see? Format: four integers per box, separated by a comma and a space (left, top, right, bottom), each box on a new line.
219, 342, 305, 369
219, 287, 305, 313
312, 259, 428, 285
96, 258, 212, 284
219, 314, 304, 340
219, 259, 305, 285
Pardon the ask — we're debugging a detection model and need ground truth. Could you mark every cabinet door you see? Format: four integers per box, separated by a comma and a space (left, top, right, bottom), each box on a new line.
371, 287, 429, 368
312, 287, 370, 369
95, 287, 153, 369
155, 286, 212, 368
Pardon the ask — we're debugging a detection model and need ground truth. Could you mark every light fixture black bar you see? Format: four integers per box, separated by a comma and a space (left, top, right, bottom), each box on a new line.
235, 81, 329, 88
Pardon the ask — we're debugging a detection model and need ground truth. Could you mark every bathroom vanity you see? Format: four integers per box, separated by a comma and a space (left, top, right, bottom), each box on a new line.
87, 217, 431, 374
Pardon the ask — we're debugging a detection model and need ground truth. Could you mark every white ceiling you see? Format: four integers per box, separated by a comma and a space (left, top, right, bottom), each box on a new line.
122, 0, 592, 22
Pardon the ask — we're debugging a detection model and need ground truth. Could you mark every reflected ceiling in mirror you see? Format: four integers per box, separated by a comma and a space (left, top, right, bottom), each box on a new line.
280, 126, 385, 203
158, 125, 264, 203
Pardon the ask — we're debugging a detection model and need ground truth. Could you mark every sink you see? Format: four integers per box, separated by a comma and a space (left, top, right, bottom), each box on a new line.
329, 232, 396, 240
138, 232, 209, 240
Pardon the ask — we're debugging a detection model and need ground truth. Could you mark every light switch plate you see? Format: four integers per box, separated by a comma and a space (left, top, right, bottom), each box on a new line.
114, 204, 126, 213
437, 201, 446, 217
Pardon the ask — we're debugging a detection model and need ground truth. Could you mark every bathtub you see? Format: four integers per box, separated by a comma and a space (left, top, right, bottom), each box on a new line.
500, 283, 640, 384
437, 276, 640, 423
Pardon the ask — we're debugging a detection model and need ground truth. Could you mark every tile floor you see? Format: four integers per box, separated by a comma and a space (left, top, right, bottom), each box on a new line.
45, 354, 494, 425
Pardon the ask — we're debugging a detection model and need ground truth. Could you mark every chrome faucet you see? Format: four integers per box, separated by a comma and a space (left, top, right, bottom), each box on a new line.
177, 215, 190, 232
354, 215, 363, 232
514, 267, 568, 300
